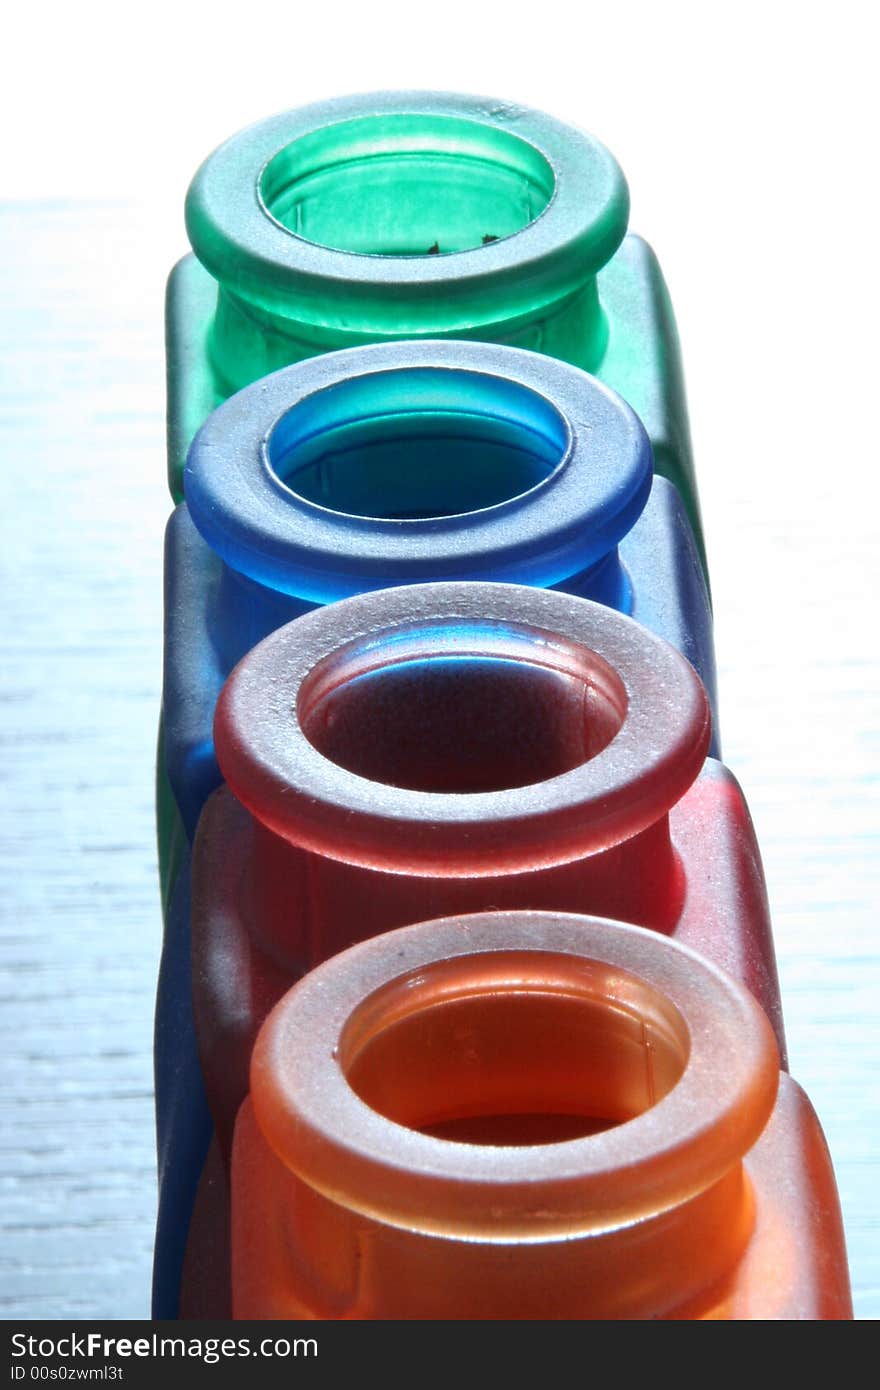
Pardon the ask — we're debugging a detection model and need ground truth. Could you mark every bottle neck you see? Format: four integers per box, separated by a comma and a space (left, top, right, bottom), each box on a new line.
208, 276, 607, 396
244, 1140, 752, 1319
212, 542, 630, 671
246, 813, 683, 974
212, 565, 313, 671
558, 547, 631, 610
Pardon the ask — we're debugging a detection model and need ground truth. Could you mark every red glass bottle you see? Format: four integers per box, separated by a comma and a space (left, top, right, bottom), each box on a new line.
231, 911, 851, 1319
192, 580, 784, 1177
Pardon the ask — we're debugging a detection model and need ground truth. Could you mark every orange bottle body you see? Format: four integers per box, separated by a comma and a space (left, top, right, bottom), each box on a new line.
231, 1076, 848, 1320
226, 913, 851, 1320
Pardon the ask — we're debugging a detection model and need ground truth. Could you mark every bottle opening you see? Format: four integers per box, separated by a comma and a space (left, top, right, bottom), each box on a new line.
267, 367, 568, 520
298, 624, 627, 793
259, 113, 556, 257
340, 949, 690, 1146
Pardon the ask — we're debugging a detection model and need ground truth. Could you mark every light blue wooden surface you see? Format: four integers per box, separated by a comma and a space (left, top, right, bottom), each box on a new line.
0, 202, 876, 1319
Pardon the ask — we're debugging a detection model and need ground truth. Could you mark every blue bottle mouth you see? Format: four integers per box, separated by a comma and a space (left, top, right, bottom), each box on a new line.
184, 340, 653, 605
266, 365, 567, 521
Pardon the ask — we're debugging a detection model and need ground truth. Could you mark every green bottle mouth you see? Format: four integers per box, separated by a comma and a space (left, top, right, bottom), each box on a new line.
186, 91, 630, 335
259, 112, 557, 258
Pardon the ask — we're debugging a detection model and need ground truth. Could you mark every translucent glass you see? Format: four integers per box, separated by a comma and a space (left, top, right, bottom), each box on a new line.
259, 114, 556, 255
158, 342, 716, 905
151, 583, 780, 1316
167, 92, 705, 576
227, 913, 851, 1319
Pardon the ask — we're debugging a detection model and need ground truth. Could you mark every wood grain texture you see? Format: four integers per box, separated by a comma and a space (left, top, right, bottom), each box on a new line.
0, 203, 875, 1320
0, 205, 168, 1319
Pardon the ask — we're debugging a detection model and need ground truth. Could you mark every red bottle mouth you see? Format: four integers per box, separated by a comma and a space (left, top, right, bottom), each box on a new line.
214, 581, 711, 875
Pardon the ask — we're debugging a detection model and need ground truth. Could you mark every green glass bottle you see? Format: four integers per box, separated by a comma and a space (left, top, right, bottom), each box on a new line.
168, 91, 706, 572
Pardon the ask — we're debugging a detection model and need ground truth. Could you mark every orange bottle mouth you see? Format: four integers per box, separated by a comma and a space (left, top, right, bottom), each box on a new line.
251, 911, 778, 1240
341, 949, 689, 1146
232, 910, 780, 1319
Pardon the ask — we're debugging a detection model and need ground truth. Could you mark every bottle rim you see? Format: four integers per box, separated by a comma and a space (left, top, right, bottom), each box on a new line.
250, 911, 780, 1238
213, 582, 711, 875
183, 341, 652, 602
185, 91, 630, 331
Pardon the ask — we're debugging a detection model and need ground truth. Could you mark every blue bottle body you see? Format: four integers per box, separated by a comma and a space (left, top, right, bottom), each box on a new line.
153, 863, 213, 1318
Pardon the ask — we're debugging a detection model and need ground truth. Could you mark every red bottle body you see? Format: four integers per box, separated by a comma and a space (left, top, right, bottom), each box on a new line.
192, 756, 783, 1163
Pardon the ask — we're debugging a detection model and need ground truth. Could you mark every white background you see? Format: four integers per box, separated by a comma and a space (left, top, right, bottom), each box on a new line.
2, 0, 878, 1317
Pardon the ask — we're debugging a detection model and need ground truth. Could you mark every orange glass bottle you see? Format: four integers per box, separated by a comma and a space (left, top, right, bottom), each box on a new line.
232, 911, 852, 1320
